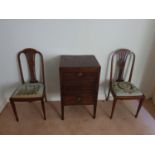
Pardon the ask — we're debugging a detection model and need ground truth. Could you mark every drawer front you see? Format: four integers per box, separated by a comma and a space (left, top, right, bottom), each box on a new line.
62, 84, 98, 95
61, 71, 98, 83
62, 94, 96, 105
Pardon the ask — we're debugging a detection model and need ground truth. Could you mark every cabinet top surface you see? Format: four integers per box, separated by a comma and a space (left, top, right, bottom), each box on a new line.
60, 55, 100, 68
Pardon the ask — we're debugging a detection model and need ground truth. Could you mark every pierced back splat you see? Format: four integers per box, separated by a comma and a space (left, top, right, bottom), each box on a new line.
110, 49, 135, 85
18, 48, 44, 83
25, 50, 37, 83
116, 49, 130, 81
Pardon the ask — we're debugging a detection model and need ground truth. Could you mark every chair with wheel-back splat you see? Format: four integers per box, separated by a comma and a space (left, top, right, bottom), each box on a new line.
106, 49, 145, 119
9, 48, 47, 121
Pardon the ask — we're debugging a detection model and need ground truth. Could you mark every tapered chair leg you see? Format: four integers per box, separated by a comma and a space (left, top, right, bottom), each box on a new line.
110, 99, 117, 119
41, 99, 46, 120
44, 89, 47, 102
135, 98, 144, 118
10, 100, 19, 122
45, 96, 48, 102
61, 104, 64, 120
93, 103, 97, 119
106, 88, 111, 101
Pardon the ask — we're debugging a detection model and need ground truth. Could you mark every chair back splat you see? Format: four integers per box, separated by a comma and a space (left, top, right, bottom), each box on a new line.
17, 48, 45, 84
110, 49, 135, 84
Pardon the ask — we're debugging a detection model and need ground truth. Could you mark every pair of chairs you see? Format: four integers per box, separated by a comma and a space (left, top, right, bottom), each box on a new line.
9, 48, 144, 121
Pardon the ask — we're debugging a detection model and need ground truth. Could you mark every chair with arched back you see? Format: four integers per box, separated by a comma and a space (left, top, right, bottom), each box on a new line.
9, 48, 47, 121
106, 49, 145, 119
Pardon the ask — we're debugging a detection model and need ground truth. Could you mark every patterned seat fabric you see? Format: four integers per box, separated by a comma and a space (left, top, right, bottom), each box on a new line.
112, 81, 142, 96
12, 83, 44, 98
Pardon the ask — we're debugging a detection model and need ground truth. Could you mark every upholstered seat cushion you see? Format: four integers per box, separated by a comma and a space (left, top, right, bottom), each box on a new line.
112, 81, 143, 96
12, 83, 44, 98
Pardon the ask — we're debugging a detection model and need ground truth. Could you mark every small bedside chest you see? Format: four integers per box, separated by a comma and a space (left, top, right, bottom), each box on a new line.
59, 55, 101, 120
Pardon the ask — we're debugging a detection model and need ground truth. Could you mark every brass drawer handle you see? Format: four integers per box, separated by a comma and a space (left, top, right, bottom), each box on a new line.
77, 72, 83, 77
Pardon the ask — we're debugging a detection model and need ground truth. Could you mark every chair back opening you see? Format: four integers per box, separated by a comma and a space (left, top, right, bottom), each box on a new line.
17, 48, 45, 84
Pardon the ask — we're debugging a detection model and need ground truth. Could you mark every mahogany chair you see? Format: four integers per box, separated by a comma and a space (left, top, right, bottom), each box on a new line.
106, 49, 145, 119
9, 48, 47, 121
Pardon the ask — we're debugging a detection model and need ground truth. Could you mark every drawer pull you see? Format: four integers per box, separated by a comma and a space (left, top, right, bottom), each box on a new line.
77, 97, 82, 102
77, 72, 83, 77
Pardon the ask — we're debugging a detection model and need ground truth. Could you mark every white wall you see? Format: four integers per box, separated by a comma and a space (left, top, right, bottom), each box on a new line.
0, 19, 155, 112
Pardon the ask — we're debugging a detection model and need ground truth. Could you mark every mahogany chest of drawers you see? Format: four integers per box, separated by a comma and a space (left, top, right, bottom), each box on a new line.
59, 55, 101, 120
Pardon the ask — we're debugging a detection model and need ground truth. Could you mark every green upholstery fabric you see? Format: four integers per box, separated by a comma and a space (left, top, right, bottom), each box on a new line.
112, 82, 142, 96
12, 83, 44, 98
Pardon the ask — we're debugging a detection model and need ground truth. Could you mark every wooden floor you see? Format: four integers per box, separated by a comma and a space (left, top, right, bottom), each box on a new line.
0, 99, 155, 135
